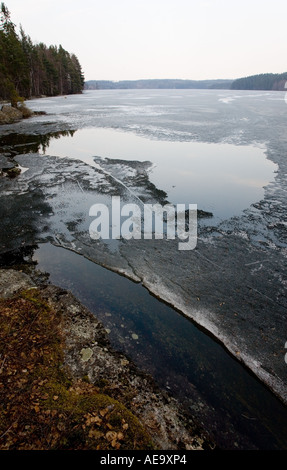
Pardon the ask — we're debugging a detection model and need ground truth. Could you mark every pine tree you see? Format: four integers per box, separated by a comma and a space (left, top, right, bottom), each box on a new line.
0, 2, 26, 105
0, 3, 84, 103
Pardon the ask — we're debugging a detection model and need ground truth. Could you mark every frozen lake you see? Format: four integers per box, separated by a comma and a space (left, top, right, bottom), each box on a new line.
29, 89, 278, 222
1, 88, 287, 449
38, 126, 275, 222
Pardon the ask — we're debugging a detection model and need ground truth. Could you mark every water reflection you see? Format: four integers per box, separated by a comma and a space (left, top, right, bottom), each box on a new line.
31, 242, 287, 450
0, 130, 76, 155
0, 126, 277, 222
37, 127, 277, 221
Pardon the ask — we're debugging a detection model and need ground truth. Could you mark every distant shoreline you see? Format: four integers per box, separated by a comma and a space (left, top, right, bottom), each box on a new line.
85, 78, 233, 90
85, 72, 287, 91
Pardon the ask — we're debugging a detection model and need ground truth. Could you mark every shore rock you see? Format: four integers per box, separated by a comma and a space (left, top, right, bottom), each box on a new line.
0, 268, 211, 450
0, 103, 35, 125
0, 105, 23, 124
0, 268, 36, 298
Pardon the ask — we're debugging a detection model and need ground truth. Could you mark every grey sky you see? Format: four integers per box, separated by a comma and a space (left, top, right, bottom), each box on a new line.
5, 0, 287, 81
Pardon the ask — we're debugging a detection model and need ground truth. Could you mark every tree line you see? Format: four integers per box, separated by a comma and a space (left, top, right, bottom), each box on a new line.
231, 73, 287, 91
85, 79, 234, 90
0, 3, 84, 106
87, 75, 287, 92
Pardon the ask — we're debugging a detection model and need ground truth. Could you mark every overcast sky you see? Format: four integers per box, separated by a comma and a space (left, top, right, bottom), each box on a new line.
4, 0, 287, 81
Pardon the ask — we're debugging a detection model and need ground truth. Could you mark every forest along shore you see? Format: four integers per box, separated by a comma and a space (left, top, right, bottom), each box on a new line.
0, 266, 211, 451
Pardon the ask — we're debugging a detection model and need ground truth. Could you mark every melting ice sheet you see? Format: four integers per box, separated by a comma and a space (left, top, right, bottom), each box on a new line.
39, 126, 277, 222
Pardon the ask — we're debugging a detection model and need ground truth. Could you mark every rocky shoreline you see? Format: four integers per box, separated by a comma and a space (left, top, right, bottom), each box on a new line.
0, 103, 46, 177
0, 102, 40, 125
0, 266, 212, 450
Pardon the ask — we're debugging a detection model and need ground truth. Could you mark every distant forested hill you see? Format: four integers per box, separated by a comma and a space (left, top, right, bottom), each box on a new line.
84, 79, 233, 90
231, 73, 287, 91
86, 74, 287, 92
0, 3, 84, 105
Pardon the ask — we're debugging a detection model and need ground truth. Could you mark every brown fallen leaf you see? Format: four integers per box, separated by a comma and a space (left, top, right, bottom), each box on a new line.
106, 431, 117, 442
89, 429, 103, 439
99, 408, 109, 417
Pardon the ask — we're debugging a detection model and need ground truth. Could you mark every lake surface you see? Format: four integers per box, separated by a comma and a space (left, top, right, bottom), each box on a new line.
30, 90, 277, 222
39, 127, 275, 222
1, 88, 287, 449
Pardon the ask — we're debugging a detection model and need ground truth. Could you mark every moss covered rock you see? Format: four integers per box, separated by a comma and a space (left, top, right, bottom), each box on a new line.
0, 104, 23, 123
0, 103, 34, 124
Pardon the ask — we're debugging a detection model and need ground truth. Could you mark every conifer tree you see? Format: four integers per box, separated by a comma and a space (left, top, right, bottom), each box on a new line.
0, 3, 84, 103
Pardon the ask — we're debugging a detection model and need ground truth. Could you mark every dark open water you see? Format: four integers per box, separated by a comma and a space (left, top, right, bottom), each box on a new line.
33, 242, 287, 450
